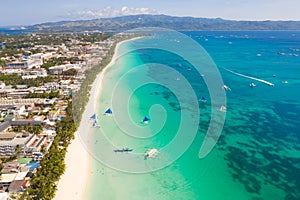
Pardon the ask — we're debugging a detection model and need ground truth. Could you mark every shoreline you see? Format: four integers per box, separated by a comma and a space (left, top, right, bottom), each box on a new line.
53, 37, 140, 200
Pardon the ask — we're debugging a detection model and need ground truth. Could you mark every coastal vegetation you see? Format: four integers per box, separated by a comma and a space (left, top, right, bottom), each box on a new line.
9, 124, 43, 135
41, 57, 83, 69
0, 33, 137, 199
0, 73, 55, 87
72, 41, 116, 125
72, 34, 139, 125
28, 102, 76, 200
24, 91, 60, 99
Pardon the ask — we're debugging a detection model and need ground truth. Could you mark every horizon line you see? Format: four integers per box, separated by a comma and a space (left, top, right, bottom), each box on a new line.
1, 14, 300, 28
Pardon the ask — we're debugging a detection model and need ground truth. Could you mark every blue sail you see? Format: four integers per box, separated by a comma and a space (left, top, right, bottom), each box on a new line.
200, 96, 207, 102
90, 114, 96, 119
105, 108, 112, 115
142, 117, 150, 124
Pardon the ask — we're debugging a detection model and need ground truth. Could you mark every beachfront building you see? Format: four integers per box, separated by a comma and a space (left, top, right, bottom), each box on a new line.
0, 90, 8, 98
0, 82, 5, 90
47, 109, 60, 121
0, 122, 10, 132
0, 133, 36, 156
0, 192, 9, 200
6, 59, 41, 69
30, 52, 53, 61
1, 161, 20, 174
48, 64, 80, 75
0, 173, 17, 189
8, 179, 29, 192
0, 161, 31, 191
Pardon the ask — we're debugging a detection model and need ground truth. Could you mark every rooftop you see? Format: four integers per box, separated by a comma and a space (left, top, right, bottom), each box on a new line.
0, 173, 17, 183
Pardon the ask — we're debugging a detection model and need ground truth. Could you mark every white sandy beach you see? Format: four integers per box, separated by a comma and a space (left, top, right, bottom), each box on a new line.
53, 39, 131, 200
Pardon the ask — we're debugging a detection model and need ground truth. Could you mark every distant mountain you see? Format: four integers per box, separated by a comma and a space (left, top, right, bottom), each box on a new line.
24, 14, 300, 32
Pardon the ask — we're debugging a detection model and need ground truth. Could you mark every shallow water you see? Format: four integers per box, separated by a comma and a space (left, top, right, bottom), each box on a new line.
87, 31, 300, 200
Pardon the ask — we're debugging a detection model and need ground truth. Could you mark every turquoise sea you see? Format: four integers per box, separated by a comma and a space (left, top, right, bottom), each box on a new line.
86, 31, 300, 200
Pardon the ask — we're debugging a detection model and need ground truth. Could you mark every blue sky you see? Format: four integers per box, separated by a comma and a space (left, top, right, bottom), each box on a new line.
1, 0, 300, 26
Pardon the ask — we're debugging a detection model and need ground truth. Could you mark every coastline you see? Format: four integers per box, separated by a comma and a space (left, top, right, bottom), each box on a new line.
53, 37, 139, 200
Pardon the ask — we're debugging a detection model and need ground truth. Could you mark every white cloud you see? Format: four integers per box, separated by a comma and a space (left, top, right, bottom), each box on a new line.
64, 6, 159, 20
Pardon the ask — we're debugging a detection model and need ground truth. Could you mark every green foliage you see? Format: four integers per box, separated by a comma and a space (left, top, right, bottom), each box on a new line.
0, 162, 4, 177
15, 144, 23, 154
0, 48, 23, 57
10, 124, 43, 135
62, 68, 77, 76
0, 59, 6, 67
28, 102, 76, 200
0, 73, 55, 87
41, 57, 83, 69
72, 41, 117, 126
0, 155, 17, 163
24, 90, 60, 99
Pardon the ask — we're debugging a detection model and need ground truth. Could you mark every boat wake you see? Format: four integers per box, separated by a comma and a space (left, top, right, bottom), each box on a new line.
223, 68, 275, 87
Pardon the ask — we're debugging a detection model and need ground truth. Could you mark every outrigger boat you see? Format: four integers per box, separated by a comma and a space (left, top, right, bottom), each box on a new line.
113, 148, 133, 153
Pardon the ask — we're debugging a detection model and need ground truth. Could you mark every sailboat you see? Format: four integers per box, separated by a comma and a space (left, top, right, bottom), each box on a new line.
104, 108, 112, 115
93, 120, 100, 128
90, 114, 97, 120
142, 117, 150, 124
200, 96, 207, 102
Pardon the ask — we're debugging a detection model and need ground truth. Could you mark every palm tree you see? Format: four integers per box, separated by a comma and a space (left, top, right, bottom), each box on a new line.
15, 144, 23, 155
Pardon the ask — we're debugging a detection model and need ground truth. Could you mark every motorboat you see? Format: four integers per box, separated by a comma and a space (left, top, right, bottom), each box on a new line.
219, 105, 227, 112
144, 148, 159, 159
222, 85, 231, 91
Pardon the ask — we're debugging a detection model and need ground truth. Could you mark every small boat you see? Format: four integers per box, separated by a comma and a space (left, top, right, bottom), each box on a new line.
200, 96, 207, 102
176, 77, 180, 81
90, 114, 97, 120
222, 85, 231, 91
92, 120, 100, 128
249, 83, 256, 87
114, 148, 133, 153
219, 105, 227, 112
104, 108, 112, 115
142, 116, 150, 124
144, 148, 159, 159
282, 80, 288, 84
